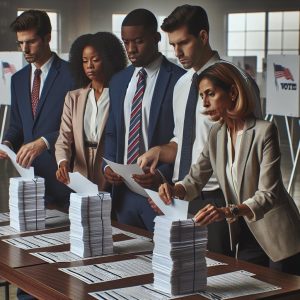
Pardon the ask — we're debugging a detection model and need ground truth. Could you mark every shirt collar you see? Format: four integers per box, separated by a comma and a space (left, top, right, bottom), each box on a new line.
135, 53, 163, 79
31, 54, 54, 74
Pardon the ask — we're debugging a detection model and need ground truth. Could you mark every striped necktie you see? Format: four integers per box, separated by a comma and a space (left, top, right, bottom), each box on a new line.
31, 68, 42, 117
127, 68, 147, 164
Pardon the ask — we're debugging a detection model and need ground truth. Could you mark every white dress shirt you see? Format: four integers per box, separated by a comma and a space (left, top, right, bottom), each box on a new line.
226, 129, 255, 219
84, 88, 109, 143
123, 55, 163, 163
172, 52, 220, 190
31, 55, 54, 98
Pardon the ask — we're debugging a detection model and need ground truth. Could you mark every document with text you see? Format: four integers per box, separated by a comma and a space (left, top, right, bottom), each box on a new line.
59, 256, 152, 284
103, 158, 148, 197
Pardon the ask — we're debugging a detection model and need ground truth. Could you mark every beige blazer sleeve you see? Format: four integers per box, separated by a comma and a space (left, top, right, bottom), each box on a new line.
55, 91, 76, 166
181, 139, 213, 201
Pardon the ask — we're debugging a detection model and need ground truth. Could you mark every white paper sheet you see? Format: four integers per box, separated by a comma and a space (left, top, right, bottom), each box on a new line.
103, 158, 148, 197
3, 231, 69, 249
206, 257, 227, 267
0, 144, 34, 178
199, 270, 281, 300
114, 239, 154, 254
145, 189, 189, 220
59, 257, 152, 284
0, 225, 18, 236
112, 226, 152, 241
0, 212, 10, 222
31, 241, 154, 263
31, 251, 81, 263
90, 284, 176, 300
67, 172, 98, 194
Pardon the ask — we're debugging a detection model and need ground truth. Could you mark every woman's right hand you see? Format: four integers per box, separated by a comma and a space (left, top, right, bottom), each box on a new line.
158, 183, 187, 205
158, 183, 176, 205
56, 161, 70, 184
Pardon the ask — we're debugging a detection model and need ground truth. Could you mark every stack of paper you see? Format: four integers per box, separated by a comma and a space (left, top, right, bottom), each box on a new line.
152, 216, 208, 295
9, 177, 45, 232
69, 192, 113, 258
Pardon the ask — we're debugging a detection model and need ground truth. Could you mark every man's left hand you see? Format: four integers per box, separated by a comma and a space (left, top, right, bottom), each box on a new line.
16, 138, 47, 168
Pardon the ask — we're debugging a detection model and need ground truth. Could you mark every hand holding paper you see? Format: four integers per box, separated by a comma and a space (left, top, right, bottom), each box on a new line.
67, 172, 98, 194
144, 188, 188, 220
0, 144, 34, 178
103, 158, 148, 197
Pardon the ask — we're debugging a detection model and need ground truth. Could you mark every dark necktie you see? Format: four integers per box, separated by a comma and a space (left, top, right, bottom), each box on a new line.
178, 72, 199, 180
31, 68, 42, 117
127, 68, 147, 164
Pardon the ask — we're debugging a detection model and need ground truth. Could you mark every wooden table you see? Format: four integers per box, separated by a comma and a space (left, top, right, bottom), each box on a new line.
0, 222, 299, 300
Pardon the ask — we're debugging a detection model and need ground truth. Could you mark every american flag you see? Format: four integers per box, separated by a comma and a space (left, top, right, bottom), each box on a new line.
273, 63, 294, 89
273, 63, 294, 81
2, 61, 16, 75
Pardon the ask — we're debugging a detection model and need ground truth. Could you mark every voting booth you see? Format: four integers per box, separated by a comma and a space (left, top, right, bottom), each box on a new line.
0, 52, 24, 142
0, 52, 24, 105
266, 55, 300, 117
266, 55, 300, 193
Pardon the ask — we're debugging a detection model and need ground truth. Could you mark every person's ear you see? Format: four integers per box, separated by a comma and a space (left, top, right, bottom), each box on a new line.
198, 30, 208, 45
230, 85, 239, 102
44, 33, 51, 44
154, 31, 161, 43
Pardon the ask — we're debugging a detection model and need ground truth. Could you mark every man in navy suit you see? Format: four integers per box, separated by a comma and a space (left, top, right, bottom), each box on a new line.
104, 9, 185, 231
0, 10, 74, 210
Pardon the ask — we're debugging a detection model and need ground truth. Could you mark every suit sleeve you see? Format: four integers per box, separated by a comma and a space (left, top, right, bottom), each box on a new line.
55, 91, 74, 165
181, 137, 213, 201
42, 67, 75, 151
4, 78, 24, 151
243, 123, 283, 221
103, 87, 117, 170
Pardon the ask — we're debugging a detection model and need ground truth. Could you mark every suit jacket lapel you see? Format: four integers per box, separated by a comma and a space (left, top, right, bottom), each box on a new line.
236, 118, 256, 197
34, 55, 60, 123
216, 123, 230, 204
118, 67, 134, 161
76, 85, 90, 166
148, 57, 170, 145
23, 65, 35, 125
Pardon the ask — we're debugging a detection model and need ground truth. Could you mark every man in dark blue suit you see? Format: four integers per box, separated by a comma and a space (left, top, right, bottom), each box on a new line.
104, 9, 185, 232
0, 10, 74, 210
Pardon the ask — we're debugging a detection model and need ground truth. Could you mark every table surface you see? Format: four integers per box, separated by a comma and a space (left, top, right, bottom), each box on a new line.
0, 221, 299, 300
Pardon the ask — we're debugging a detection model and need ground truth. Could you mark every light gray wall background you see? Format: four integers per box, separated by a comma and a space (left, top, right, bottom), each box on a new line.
0, 0, 299, 54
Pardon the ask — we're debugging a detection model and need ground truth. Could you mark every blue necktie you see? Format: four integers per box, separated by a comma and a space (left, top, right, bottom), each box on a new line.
178, 73, 199, 180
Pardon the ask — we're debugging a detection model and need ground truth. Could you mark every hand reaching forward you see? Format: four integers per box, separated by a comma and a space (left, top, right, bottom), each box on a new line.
56, 161, 70, 184
16, 138, 47, 168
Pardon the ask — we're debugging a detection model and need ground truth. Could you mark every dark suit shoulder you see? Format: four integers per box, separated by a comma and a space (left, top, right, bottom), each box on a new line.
161, 56, 185, 76
110, 65, 134, 85
11, 64, 30, 82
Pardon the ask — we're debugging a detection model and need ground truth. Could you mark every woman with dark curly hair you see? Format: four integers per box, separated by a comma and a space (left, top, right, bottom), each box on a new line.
55, 32, 127, 190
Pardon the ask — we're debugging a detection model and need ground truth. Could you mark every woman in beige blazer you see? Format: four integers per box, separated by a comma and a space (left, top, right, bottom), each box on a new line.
158, 62, 300, 275
55, 32, 127, 190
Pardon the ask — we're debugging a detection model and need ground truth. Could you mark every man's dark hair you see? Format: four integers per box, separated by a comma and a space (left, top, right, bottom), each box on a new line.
10, 9, 52, 38
122, 8, 157, 33
69, 32, 127, 88
161, 5, 209, 37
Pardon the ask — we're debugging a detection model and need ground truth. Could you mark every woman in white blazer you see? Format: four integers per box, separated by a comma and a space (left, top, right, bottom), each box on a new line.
55, 32, 127, 190
158, 62, 300, 275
